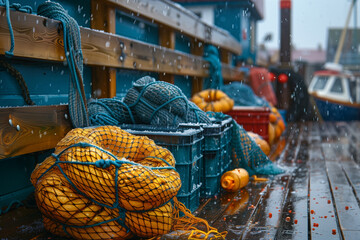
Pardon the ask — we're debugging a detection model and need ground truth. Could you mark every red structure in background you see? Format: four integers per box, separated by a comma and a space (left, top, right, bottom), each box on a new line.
249, 67, 277, 106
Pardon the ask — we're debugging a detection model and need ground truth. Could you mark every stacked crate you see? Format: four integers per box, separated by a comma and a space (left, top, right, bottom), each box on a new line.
180, 115, 233, 198
227, 106, 270, 142
121, 125, 203, 212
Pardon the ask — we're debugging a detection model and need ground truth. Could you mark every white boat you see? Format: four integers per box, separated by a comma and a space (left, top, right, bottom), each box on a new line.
308, 63, 360, 121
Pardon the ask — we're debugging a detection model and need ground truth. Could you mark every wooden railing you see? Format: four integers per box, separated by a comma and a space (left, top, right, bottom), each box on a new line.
0, 1, 245, 159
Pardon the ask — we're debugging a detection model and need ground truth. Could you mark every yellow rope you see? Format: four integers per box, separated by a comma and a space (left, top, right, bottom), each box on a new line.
171, 198, 227, 239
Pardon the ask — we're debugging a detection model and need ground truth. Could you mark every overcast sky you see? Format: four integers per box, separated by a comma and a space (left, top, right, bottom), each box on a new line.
257, 0, 357, 50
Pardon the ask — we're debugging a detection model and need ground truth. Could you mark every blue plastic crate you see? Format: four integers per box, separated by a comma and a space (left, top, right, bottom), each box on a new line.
203, 149, 222, 177
210, 116, 233, 148
221, 145, 232, 174
120, 124, 203, 195
121, 124, 203, 164
177, 185, 201, 213
202, 123, 223, 151
180, 121, 223, 151
201, 173, 221, 197
175, 156, 202, 195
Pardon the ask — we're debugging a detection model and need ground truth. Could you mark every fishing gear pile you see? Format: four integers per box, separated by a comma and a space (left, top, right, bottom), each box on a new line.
88, 76, 211, 126
31, 126, 225, 239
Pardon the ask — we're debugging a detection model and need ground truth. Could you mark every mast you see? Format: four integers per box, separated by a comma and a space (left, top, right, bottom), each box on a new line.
334, 0, 357, 64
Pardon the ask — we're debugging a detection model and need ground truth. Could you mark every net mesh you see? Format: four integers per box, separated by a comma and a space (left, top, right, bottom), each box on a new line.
207, 112, 284, 176
88, 76, 211, 127
31, 126, 224, 239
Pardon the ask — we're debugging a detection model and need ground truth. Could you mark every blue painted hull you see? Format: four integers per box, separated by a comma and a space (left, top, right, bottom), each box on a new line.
314, 98, 360, 121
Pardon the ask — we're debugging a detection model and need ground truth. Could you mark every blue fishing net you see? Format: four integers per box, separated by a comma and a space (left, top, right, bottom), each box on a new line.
222, 82, 269, 107
207, 112, 284, 176
88, 76, 211, 126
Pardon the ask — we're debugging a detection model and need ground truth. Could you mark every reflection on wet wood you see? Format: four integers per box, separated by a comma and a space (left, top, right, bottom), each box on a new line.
308, 140, 339, 239
323, 142, 360, 238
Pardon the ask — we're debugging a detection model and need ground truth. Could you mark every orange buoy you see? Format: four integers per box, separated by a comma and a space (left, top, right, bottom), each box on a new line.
248, 132, 271, 156
221, 168, 249, 192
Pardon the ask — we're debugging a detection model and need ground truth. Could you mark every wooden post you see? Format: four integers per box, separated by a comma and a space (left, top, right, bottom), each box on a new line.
159, 25, 175, 84
91, 0, 117, 98
191, 39, 204, 95
220, 49, 232, 65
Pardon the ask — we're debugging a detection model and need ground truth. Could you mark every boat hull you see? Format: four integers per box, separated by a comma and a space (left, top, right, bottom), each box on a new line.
312, 95, 360, 121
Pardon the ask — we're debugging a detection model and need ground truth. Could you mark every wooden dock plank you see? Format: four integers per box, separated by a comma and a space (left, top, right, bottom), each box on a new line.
308, 139, 340, 239
276, 126, 310, 240
240, 124, 301, 239
196, 181, 268, 240
241, 175, 291, 239
323, 142, 360, 239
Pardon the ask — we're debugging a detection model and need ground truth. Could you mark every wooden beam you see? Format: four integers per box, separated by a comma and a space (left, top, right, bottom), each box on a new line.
158, 25, 175, 84
0, 8, 243, 81
222, 64, 245, 82
105, 0, 242, 55
0, 105, 72, 159
0, 8, 208, 77
91, 1, 117, 98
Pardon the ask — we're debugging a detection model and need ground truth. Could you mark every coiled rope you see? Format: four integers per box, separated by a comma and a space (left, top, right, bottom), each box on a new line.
0, 59, 35, 105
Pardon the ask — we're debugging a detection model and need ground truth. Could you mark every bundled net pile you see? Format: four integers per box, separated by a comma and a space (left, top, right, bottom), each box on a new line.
222, 82, 269, 107
31, 126, 225, 239
88, 76, 211, 127
207, 112, 284, 176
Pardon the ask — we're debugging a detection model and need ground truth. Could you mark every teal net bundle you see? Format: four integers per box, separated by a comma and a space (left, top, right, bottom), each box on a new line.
88, 76, 211, 126
207, 112, 284, 176
222, 82, 269, 107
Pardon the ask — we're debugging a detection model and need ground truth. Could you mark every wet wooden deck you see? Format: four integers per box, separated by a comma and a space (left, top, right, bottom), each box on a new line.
1, 121, 360, 240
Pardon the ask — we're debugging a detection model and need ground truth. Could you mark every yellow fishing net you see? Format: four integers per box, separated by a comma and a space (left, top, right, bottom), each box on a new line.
31, 126, 225, 239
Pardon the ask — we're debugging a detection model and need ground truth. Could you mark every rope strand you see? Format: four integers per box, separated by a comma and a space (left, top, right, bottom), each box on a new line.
37, 1, 89, 128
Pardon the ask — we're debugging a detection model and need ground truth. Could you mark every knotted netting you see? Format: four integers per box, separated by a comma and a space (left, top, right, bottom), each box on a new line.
31, 126, 225, 239
88, 98, 134, 126
88, 76, 211, 126
207, 112, 284, 176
